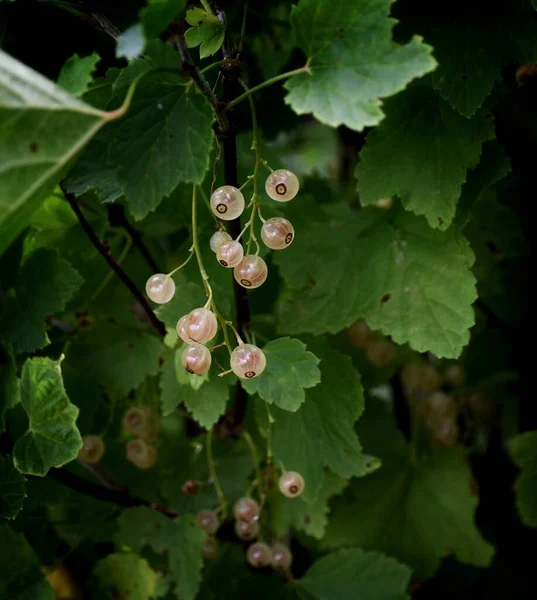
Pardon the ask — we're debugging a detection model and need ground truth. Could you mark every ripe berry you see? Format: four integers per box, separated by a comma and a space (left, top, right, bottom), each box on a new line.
233, 496, 260, 523
445, 363, 465, 386
246, 542, 272, 568
365, 339, 396, 367
401, 363, 441, 393
427, 415, 459, 446
196, 510, 219, 535
271, 543, 293, 569
145, 273, 175, 304
78, 435, 105, 464
182, 343, 212, 375
279, 471, 305, 498
230, 344, 267, 379
265, 169, 299, 202
217, 240, 244, 268
182, 480, 198, 496
123, 406, 160, 441
202, 536, 219, 560
428, 391, 457, 417
261, 217, 295, 250
126, 438, 157, 469
347, 320, 372, 348
234, 255, 268, 289
210, 230, 232, 253
176, 308, 218, 344
210, 186, 245, 220
234, 519, 259, 541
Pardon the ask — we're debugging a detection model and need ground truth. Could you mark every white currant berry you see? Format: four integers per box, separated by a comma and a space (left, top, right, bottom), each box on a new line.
428, 391, 457, 417
123, 406, 160, 441
126, 438, 157, 469
210, 186, 245, 220
261, 217, 295, 250
145, 273, 175, 304
366, 339, 396, 367
176, 308, 218, 344
197, 510, 219, 535
233, 497, 260, 523
271, 543, 293, 569
202, 536, 219, 560
278, 471, 305, 498
445, 363, 465, 386
230, 344, 266, 380
210, 230, 232, 253
265, 169, 299, 202
217, 240, 244, 268
182, 343, 212, 375
234, 255, 268, 289
78, 435, 105, 464
234, 519, 259, 541
347, 320, 372, 348
246, 542, 272, 568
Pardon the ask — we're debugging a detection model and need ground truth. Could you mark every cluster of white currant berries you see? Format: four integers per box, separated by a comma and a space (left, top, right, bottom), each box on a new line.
209, 169, 299, 289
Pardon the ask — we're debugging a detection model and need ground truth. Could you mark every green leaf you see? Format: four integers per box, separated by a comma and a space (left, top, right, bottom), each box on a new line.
264, 340, 366, 502
297, 548, 411, 600
508, 430, 537, 527
154, 278, 206, 330
57, 52, 100, 97
0, 457, 26, 519
116, 508, 206, 600
0, 525, 54, 599
116, 24, 145, 60
66, 320, 163, 397
276, 207, 477, 359
0, 344, 20, 432
0, 49, 112, 255
141, 0, 186, 39
356, 83, 494, 230
93, 553, 158, 600
185, 9, 226, 59
284, 0, 436, 131
159, 347, 229, 428
13, 357, 82, 476
242, 337, 320, 411
0, 248, 83, 353
323, 400, 494, 577
104, 76, 214, 219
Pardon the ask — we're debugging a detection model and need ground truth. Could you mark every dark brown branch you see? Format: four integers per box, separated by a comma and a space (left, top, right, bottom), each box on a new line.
107, 204, 160, 273
63, 191, 166, 336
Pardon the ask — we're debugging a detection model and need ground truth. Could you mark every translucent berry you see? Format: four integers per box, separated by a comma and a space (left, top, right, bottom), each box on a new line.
427, 415, 459, 446
233, 496, 260, 523
234, 519, 259, 541
176, 308, 218, 344
347, 320, 372, 348
78, 435, 105, 464
428, 391, 457, 417
182, 343, 212, 375
210, 185, 245, 220
402, 363, 441, 393
126, 438, 157, 469
202, 536, 219, 560
145, 273, 175, 304
265, 169, 299, 202
376, 198, 393, 209
261, 217, 295, 250
210, 230, 232, 253
445, 363, 465, 386
234, 255, 268, 289
271, 543, 293, 569
182, 480, 198, 496
217, 240, 244, 268
246, 542, 272, 568
366, 339, 396, 367
279, 471, 305, 498
123, 406, 160, 441
197, 510, 219, 535
230, 344, 267, 379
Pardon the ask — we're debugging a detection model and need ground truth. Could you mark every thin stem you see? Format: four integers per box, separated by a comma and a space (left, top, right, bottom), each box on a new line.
242, 429, 263, 498
235, 221, 251, 242
191, 186, 211, 298
64, 191, 166, 336
89, 235, 131, 304
239, 177, 253, 191
197, 185, 217, 222
225, 65, 311, 111
200, 0, 215, 15
230, 323, 244, 346
206, 430, 227, 515
167, 249, 195, 277
199, 58, 241, 76
239, 0, 249, 54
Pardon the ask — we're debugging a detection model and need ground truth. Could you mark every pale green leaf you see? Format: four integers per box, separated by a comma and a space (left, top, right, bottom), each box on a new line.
242, 337, 320, 411
324, 400, 494, 577
57, 52, 100, 97
0, 249, 83, 353
0, 457, 26, 519
356, 83, 494, 230
116, 508, 206, 600
185, 10, 226, 59
93, 553, 158, 600
297, 548, 411, 600
265, 340, 366, 502
116, 24, 145, 60
0, 49, 111, 255
276, 207, 477, 359
508, 430, 537, 528
284, 0, 436, 131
